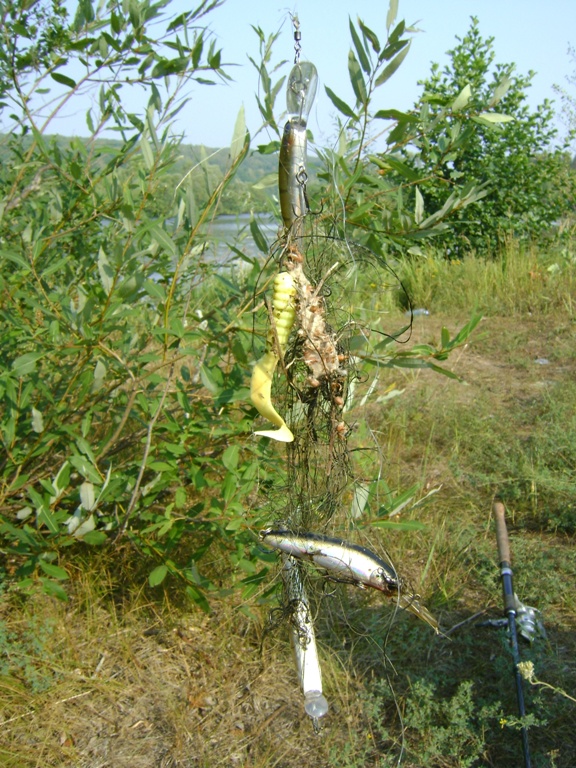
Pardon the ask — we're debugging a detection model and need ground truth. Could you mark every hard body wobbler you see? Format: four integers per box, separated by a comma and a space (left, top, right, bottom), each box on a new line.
260, 529, 439, 632
261, 529, 399, 592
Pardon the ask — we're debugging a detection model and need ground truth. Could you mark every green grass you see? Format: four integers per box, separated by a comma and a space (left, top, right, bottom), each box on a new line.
1, 239, 576, 767
397, 238, 576, 316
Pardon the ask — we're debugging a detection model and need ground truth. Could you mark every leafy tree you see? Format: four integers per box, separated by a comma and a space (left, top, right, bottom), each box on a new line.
251, 13, 491, 260
403, 17, 576, 254
0, 0, 267, 605
553, 44, 576, 158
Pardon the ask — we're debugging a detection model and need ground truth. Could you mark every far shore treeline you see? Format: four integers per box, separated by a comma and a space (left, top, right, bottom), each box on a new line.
0, 132, 289, 217
5, 129, 572, 228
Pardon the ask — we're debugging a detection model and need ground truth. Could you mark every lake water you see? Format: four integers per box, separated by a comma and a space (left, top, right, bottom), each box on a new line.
203, 213, 280, 264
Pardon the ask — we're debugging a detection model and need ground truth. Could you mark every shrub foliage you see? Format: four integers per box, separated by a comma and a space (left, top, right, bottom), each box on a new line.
0, 0, 270, 605
404, 17, 576, 253
0, 2, 524, 605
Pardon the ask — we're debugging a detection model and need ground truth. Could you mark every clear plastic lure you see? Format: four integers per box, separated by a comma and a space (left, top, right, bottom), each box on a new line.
279, 120, 308, 233
282, 556, 329, 722
278, 60, 318, 237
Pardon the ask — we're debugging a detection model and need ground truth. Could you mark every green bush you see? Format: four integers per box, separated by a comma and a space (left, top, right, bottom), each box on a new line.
0, 0, 273, 606
404, 17, 576, 254
0, 2, 484, 607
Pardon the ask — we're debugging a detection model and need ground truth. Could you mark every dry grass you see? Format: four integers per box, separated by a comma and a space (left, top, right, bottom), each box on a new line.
0, 565, 385, 768
398, 239, 576, 316
2, 257, 576, 766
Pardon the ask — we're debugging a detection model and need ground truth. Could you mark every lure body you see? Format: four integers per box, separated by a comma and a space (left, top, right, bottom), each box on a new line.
260, 528, 439, 633
279, 119, 308, 234
260, 529, 399, 592
282, 556, 329, 720
250, 272, 296, 442
268, 270, 297, 350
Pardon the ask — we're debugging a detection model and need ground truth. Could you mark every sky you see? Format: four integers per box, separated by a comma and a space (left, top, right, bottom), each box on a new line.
19, 0, 576, 149
170, 0, 576, 150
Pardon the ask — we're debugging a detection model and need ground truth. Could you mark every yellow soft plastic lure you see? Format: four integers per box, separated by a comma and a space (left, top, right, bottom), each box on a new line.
250, 271, 296, 442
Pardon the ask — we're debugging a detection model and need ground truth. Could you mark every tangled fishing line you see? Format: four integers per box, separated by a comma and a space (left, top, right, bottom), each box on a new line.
248, 18, 438, 733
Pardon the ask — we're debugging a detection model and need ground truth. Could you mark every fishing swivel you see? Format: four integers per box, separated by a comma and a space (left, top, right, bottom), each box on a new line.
291, 13, 301, 64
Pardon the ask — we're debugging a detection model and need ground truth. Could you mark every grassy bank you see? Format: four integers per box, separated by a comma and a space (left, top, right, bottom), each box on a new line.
1, 242, 576, 767
398, 239, 576, 316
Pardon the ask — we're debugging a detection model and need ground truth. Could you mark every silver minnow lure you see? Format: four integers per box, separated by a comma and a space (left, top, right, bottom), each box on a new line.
260, 529, 399, 592
278, 119, 308, 233
260, 529, 439, 633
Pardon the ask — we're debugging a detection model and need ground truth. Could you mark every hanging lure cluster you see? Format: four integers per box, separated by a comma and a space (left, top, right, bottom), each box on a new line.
249, 17, 438, 728
249, 43, 346, 445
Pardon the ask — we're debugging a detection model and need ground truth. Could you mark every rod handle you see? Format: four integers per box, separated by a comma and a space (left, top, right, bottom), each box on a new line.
493, 501, 511, 565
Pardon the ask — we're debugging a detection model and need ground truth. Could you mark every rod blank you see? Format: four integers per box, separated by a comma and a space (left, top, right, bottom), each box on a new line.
493, 501, 532, 768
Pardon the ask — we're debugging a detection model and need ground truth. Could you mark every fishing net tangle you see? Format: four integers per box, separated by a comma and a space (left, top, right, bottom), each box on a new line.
248, 17, 431, 731
261, 226, 409, 534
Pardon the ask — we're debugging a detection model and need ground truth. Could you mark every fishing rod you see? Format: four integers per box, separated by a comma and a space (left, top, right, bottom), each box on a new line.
493, 501, 532, 768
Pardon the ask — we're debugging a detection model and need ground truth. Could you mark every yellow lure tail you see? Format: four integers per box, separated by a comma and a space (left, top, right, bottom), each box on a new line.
251, 352, 294, 442
250, 272, 296, 443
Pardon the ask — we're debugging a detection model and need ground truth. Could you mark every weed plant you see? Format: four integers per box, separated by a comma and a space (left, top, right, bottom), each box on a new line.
397, 238, 576, 316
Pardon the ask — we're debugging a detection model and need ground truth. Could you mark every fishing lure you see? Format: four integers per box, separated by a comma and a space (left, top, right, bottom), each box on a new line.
261, 528, 398, 590
260, 528, 439, 633
250, 272, 296, 442
279, 58, 318, 235
279, 119, 308, 233
282, 556, 329, 721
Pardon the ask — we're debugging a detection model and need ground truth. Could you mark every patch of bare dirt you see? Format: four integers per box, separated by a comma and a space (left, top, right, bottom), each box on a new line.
399, 312, 576, 406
